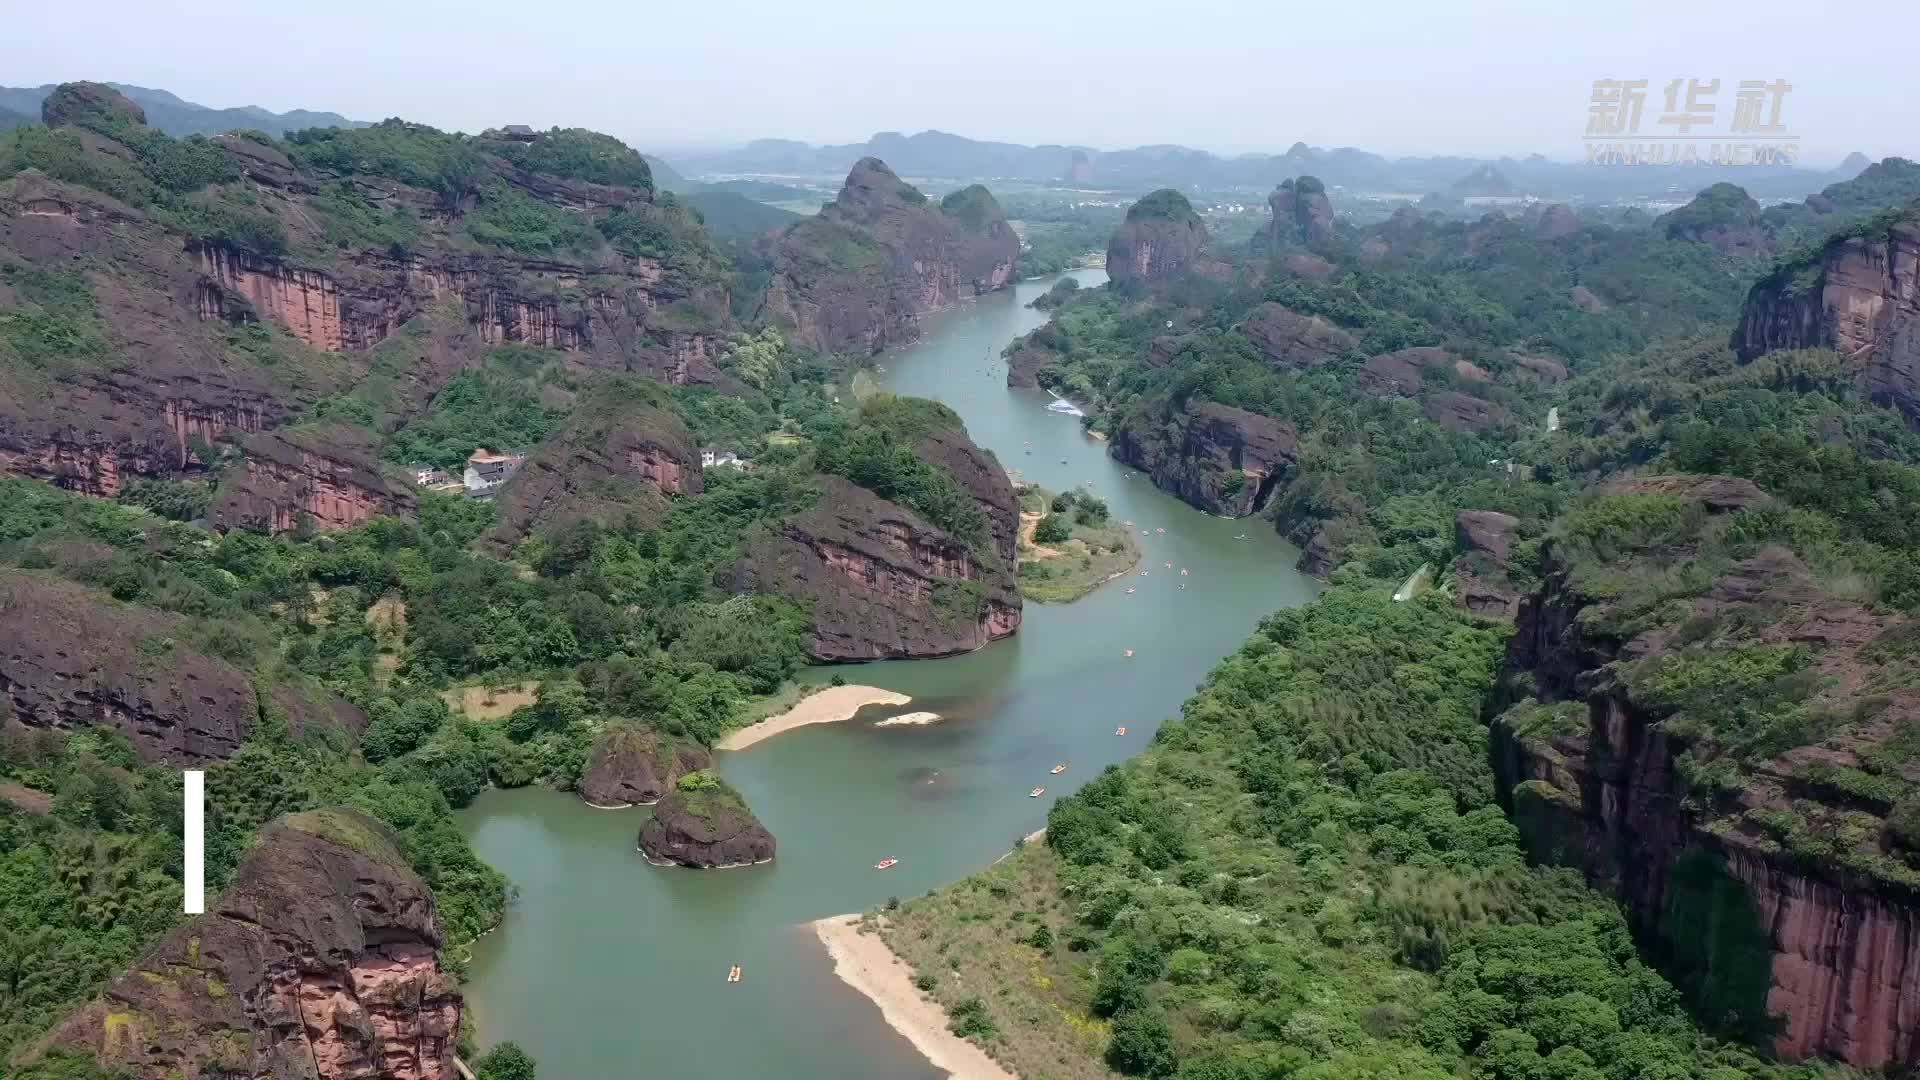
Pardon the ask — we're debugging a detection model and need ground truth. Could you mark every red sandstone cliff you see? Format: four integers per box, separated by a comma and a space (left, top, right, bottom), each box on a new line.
1106, 189, 1213, 287
1496, 475, 1920, 1067
30, 809, 462, 1079
0, 571, 363, 762
731, 475, 1020, 660
485, 377, 702, 550
1109, 401, 1298, 518
0, 87, 738, 533
212, 425, 416, 535
1735, 210, 1920, 427
754, 159, 1018, 354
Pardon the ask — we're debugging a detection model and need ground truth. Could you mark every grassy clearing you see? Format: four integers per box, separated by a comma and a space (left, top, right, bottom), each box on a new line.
440, 680, 541, 721
1018, 487, 1141, 604
876, 842, 1120, 1080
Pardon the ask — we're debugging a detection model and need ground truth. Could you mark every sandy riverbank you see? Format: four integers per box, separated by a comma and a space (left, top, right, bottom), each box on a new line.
715, 685, 912, 751
812, 915, 1017, 1080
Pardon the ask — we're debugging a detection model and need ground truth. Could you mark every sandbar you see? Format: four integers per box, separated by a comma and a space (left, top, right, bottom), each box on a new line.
716, 684, 911, 751
812, 915, 1016, 1080
874, 711, 942, 727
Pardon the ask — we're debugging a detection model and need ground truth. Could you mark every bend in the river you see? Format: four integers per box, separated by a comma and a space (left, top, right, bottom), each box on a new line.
458, 270, 1321, 1079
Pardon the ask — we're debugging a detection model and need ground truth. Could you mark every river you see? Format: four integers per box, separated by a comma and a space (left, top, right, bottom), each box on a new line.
458, 269, 1321, 1078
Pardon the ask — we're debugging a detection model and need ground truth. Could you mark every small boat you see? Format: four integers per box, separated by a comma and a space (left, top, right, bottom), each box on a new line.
1029, 787, 1046, 798
1051, 763, 1068, 775
1125, 587, 1136, 594
1180, 568, 1188, 576
1115, 726, 1127, 736
1123, 648, 1134, 657
874, 857, 899, 870
1138, 570, 1149, 576
1155, 528, 1166, 534
1164, 562, 1173, 568
727, 965, 742, 984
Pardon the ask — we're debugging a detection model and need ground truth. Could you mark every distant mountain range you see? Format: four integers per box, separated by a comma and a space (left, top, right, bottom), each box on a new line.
0, 82, 364, 137
669, 129, 1876, 201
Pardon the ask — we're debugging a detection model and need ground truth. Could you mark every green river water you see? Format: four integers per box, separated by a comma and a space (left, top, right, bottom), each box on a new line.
458, 269, 1322, 1078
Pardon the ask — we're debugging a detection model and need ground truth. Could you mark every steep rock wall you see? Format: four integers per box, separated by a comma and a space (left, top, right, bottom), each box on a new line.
1496, 480, 1920, 1067
36, 810, 461, 1079
755, 159, 1017, 354
1110, 401, 1298, 517
212, 425, 416, 535
1735, 216, 1920, 426
730, 475, 1020, 660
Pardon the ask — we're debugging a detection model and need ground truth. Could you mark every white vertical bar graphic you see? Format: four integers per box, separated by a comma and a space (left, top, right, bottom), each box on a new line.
184, 770, 205, 914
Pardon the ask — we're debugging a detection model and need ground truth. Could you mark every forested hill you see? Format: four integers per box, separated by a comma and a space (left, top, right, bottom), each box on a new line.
0, 81, 366, 137
0, 83, 1029, 1079
871, 168, 1920, 1078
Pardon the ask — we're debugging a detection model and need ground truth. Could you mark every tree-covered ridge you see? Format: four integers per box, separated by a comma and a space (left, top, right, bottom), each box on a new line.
940, 183, 1005, 232
1127, 188, 1200, 224
882, 585, 1845, 1080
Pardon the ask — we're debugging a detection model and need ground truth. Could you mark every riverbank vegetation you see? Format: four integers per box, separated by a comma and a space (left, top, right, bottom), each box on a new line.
866, 177, 1920, 1079
1018, 485, 1141, 602
0, 317, 1004, 1067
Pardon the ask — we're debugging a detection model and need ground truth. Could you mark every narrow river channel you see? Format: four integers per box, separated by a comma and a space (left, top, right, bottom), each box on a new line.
458, 269, 1322, 1078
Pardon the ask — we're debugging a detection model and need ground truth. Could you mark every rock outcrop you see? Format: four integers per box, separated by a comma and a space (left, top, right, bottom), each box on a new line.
1006, 341, 1060, 388
1239, 302, 1357, 369
754, 159, 1017, 354
486, 378, 701, 549
0, 97, 735, 510
578, 725, 712, 808
1734, 210, 1920, 427
40, 81, 145, 131
0, 572, 361, 762
1107, 189, 1211, 286
35, 809, 461, 1079
638, 780, 776, 868
1497, 475, 1920, 1068
1268, 176, 1335, 248
1534, 203, 1581, 240
212, 425, 416, 535
1658, 182, 1772, 257
1110, 401, 1298, 517
731, 475, 1020, 661
1422, 390, 1510, 433
1451, 509, 1522, 618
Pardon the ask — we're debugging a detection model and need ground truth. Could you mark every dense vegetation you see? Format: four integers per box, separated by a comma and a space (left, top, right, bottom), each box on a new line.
867, 172, 1920, 1080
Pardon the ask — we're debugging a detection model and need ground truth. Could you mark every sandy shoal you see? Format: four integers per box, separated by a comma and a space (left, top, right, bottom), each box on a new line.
715, 684, 911, 751
811, 915, 1017, 1080
874, 711, 942, 727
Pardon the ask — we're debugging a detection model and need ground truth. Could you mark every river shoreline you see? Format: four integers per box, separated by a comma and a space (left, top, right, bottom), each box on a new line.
812, 914, 1017, 1080
715, 685, 912, 751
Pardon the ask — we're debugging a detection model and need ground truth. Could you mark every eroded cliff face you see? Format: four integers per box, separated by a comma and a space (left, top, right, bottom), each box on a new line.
1, 93, 737, 535
638, 787, 776, 868
212, 425, 416, 535
192, 243, 732, 387
1107, 193, 1213, 287
578, 726, 712, 808
754, 159, 1018, 354
486, 379, 702, 550
34, 809, 461, 1080
1110, 401, 1298, 517
1496, 475, 1920, 1068
1268, 176, 1335, 248
1239, 302, 1356, 370
0, 572, 363, 762
730, 475, 1020, 661
1451, 509, 1522, 619
0, 174, 328, 497
1735, 214, 1920, 426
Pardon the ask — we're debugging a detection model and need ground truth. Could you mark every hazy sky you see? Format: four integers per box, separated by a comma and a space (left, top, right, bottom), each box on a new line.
3, 0, 1911, 165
